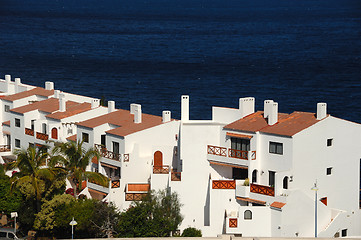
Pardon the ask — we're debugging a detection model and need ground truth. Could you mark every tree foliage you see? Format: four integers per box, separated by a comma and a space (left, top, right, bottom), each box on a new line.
181, 227, 202, 237
0, 167, 22, 215
116, 190, 183, 237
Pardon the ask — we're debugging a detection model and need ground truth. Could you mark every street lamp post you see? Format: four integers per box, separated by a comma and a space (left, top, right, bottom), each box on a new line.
311, 181, 319, 238
69, 217, 77, 239
11, 212, 18, 235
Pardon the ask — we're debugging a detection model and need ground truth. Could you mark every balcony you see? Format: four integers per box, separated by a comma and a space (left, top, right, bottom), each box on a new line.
111, 179, 120, 188
212, 180, 236, 189
25, 128, 34, 136
36, 132, 48, 141
171, 171, 181, 181
153, 165, 169, 174
0, 145, 11, 152
95, 144, 121, 161
125, 193, 147, 201
207, 145, 256, 160
250, 183, 274, 197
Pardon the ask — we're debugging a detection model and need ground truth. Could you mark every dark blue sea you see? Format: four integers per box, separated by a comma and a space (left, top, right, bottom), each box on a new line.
1, 0, 361, 122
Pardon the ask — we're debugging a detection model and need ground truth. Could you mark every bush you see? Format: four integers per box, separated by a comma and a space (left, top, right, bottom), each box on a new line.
181, 227, 202, 237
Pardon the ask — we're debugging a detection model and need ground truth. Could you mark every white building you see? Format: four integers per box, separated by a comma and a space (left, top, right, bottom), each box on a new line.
0, 75, 360, 238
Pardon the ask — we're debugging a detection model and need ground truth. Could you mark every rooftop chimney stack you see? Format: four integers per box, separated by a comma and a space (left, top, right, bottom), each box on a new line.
14, 78, 21, 93
5, 75, 11, 93
130, 103, 137, 114
59, 92, 66, 112
317, 103, 327, 120
162, 110, 171, 123
239, 97, 255, 118
91, 99, 100, 109
54, 90, 60, 98
108, 101, 115, 113
134, 104, 142, 124
45, 81, 54, 90
181, 95, 189, 121
263, 100, 274, 119
268, 102, 278, 125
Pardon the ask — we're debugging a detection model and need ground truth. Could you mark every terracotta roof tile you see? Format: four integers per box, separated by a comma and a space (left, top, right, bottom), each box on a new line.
66, 134, 77, 142
224, 111, 323, 137
236, 197, 266, 205
270, 201, 286, 209
2, 121, 10, 126
46, 102, 92, 119
127, 184, 150, 192
77, 109, 164, 137
10, 98, 79, 114
2, 87, 54, 102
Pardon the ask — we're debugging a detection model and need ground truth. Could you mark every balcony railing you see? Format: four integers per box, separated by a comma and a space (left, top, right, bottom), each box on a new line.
207, 145, 256, 160
125, 193, 147, 201
153, 165, 169, 174
95, 144, 121, 161
171, 171, 181, 181
36, 132, 48, 140
208, 145, 227, 157
0, 145, 11, 152
25, 128, 34, 136
111, 180, 120, 188
212, 180, 236, 189
250, 183, 275, 197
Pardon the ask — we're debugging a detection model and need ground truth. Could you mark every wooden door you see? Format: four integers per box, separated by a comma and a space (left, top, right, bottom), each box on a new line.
154, 151, 163, 169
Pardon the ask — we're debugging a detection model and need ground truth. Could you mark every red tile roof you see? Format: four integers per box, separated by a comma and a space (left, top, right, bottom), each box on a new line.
46, 102, 91, 119
224, 111, 323, 137
270, 201, 286, 209
77, 109, 164, 137
2, 87, 54, 102
10, 98, 79, 114
66, 134, 77, 142
2, 121, 10, 126
236, 197, 266, 205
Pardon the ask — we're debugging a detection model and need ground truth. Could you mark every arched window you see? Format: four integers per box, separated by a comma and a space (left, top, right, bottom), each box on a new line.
51, 127, 58, 139
244, 210, 252, 220
283, 176, 288, 189
252, 169, 257, 183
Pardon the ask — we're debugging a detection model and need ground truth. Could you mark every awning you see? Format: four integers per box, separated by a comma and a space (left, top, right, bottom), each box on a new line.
3, 131, 10, 135
209, 160, 248, 169
226, 132, 252, 139
101, 162, 118, 169
236, 197, 266, 205
270, 201, 286, 209
88, 188, 108, 196
127, 183, 150, 192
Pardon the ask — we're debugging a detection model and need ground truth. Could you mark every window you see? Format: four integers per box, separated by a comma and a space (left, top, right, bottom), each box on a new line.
31, 120, 35, 130
252, 170, 257, 183
113, 141, 119, 154
101, 134, 106, 146
68, 128, 73, 135
4, 105, 10, 112
233, 168, 248, 180
269, 171, 275, 187
326, 167, 332, 175
8, 233, 15, 239
15, 139, 20, 148
327, 138, 333, 146
283, 176, 288, 189
82, 132, 89, 143
341, 229, 347, 237
42, 123, 47, 134
15, 118, 20, 127
244, 210, 252, 220
231, 137, 250, 151
269, 142, 283, 155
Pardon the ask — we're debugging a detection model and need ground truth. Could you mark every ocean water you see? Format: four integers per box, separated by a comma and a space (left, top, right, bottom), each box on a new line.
0, 0, 361, 122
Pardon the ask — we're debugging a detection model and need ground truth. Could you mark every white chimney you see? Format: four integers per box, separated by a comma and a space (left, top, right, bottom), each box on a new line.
5, 75, 11, 93
45, 81, 54, 90
264, 100, 274, 119
54, 90, 60, 98
59, 92, 66, 112
268, 102, 278, 126
134, 104, 142, 124
181, 95, 189, 121
130, 103, 138, 114
91, 99, 100, 109
108, 101, 115, 113
14, 78, 21, 93
239, 97, 255, 118
162, 110, 171, 123
317, 103, 327, 120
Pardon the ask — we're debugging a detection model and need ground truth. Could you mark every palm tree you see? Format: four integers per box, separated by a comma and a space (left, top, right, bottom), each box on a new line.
7, 146, 64, 211
51, 140, 109, 197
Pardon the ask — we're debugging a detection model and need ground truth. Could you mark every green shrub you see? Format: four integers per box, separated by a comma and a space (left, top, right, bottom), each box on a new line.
181, 227, 202, 237
243, 178, 249, 186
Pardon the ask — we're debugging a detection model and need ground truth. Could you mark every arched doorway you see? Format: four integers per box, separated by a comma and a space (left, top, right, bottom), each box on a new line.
154, 151, 163, 169
51, 127, 58, 139
283, 176, 288, 189
252, 169, 257, 183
